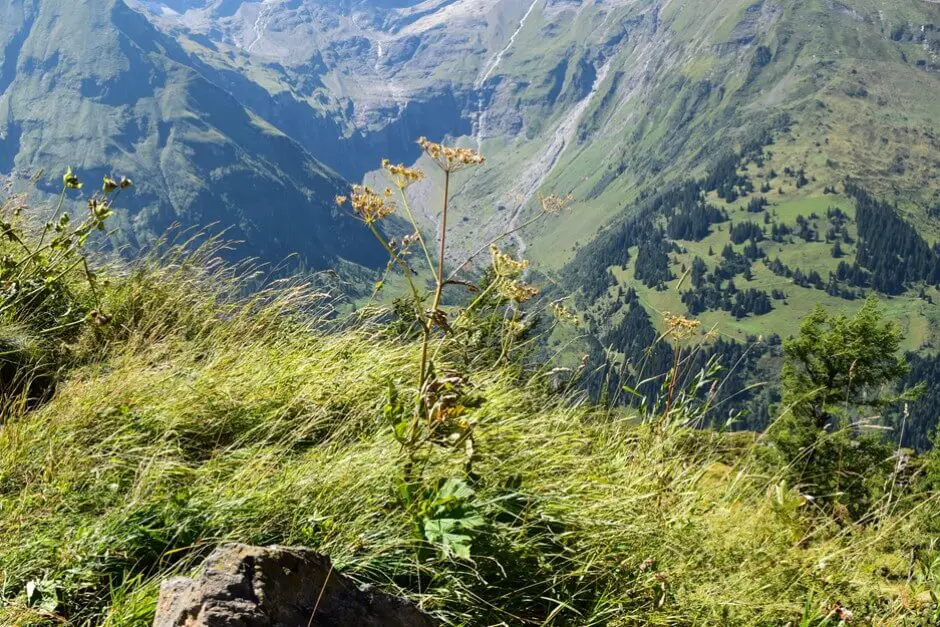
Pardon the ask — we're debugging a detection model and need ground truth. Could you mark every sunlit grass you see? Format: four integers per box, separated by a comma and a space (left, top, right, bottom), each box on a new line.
1, 244, 939, 625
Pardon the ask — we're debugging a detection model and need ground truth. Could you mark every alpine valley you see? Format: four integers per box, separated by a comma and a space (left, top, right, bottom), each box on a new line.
7, 2, 940, 625
1, 0, 939, 425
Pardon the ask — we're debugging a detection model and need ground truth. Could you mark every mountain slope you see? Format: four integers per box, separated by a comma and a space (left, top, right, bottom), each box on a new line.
3, 0, 939, 344
0, 0, 382, 269
137, 0, 939, 249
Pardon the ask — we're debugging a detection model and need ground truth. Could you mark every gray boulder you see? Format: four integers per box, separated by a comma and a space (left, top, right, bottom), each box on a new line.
153, 543, 435, 627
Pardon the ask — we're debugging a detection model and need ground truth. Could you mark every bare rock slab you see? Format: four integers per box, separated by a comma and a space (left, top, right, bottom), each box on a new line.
153, 543, 436, 627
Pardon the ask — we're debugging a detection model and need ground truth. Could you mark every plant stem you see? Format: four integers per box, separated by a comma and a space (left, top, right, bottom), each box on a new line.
37, 186, 67, 251
82, 257, 101, 308
397, 187, 435, 278
366, 221, 431, 398
446, 210, 547, 283
420, 170, 451, 394
367, 223, 425, 317
661, 342, 682, 428
431, 171, 450, 314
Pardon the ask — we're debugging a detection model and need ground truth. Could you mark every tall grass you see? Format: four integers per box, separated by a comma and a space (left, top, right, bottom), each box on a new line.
0, 237, 939, 626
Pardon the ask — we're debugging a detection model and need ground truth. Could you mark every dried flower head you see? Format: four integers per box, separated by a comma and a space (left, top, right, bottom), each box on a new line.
418, 137, 485, 173
539, 192, 574, 215
423, 370, 475, 427
490, 244, 529, 279
397, 232, 422, 254
382, 159, 425, 189
663, 311, 701, 342
343, 185, 395, 224
831, 602, 853, 623
499, 279, 539, 303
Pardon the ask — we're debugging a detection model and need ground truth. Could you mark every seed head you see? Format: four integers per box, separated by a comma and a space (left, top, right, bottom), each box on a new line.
489, 244, 529, 279
344, 185, 395, 224
663, 311, 701, 342
382, 159, 425, 189
499, 279, 539, 303
539, 192, 574, 215
418, 137, 485, 173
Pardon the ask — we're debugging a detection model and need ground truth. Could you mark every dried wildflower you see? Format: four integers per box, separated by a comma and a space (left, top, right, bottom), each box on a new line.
382, 159, 425, 189
418, 137, 485, 173
489, 245, 529, 279
119, 176, 133, 189
550, 302, 580, 327
539, 192, 574, 215
499, 279, 539, 303
87, 309, 112, 326
831, 602, 853, 622
335, 195, 347, 207
423, 370, 474, 426
345, 185, 395, 224
426, 308, 451, 332
102, 176, 119, 194
663, 311, 701, 342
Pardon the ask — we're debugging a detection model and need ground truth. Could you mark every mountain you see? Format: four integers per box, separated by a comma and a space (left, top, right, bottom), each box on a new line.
0, 0, 382, 269
2, 0, 939, 346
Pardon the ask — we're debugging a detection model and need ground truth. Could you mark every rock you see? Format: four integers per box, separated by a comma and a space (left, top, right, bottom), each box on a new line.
153, 543, 436, 627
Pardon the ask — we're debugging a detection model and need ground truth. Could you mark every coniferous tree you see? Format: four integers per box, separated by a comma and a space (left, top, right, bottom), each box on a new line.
769, 298, 916, 514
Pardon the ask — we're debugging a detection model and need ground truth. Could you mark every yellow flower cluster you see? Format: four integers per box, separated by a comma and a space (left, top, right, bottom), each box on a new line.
488, 245, 537, 302
489, 245, 529, 279
418, 137, 485, 173
538, 193, 574, 215
381, 159, 424, 189
499, 279, 539, 303
550, 302, 580, 327
663, 311, 701, 341
336, 185, 396, 224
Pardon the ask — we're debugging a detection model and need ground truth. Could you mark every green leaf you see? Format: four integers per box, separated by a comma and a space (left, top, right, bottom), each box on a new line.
422, 518, 473, 559
383, 380, 409, 444
622, 384, 644, 399
436, 477, 475, 502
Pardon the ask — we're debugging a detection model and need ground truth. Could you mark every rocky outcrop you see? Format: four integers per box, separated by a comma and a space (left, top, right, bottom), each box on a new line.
153, 543, 435, 627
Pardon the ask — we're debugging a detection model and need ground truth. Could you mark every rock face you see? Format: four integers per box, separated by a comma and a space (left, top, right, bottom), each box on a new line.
153, 543, 435, 627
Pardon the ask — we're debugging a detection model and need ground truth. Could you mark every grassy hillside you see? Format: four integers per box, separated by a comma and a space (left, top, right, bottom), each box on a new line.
1, 189, 940, 625
571, 135, 940, 352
